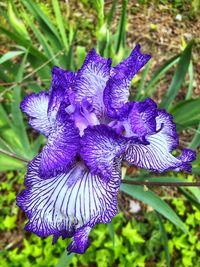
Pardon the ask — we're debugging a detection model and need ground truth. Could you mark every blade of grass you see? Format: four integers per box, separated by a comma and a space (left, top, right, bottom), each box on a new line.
189, 122, 200, 149
120, 184, 187, 233
185, 60, 194, 100
56, 251, 73, 267
139, 55, 180, 100
0, 26, 48, 62
24, 14, 57, 64
21, 0, 60, 40
0, 51, 25, 64
156, 212, 170, 267
135, 60, 152, 100
178, 187, 200, 210
52, 0, 69, 52
115, 0, 127, 53
171, 98, 200, 130
0, 153, 25, 171
160, 42, 193, 110
106, 0, 118, 28
8, 1, 30, 40
108, 221, 115, 247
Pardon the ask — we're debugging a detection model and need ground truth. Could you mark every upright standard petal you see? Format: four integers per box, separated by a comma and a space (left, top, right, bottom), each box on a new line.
39, 105, 80, 178
48, 66, 76, 122
125, 110, 196, 172
20, 91, 51, 136
74, 48, 112, 120
103, 44, 151, 117
80, 125, 126, 181
16, 155, 121, 254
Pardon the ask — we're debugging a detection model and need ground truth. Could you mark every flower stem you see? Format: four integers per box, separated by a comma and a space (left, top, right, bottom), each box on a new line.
121, 179, 200, 187
0, 149, 29, 163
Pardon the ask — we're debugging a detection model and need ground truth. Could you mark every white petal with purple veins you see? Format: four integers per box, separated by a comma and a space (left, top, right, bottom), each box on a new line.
125, 110, 195, 172
20, 91, 50, 136
17, 156, 121, 253
74, 48, 112, 120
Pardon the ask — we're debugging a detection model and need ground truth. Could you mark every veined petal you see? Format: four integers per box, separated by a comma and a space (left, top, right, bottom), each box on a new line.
39, 107, 80, 178
74, 48, 112, 120
80, 125, 126, 181
20, 91, 50, 136
67, 226, 91, 254
125, 110, 196, 172
17, 156, 121, 254
103, 44, 151, 118
48, 66, 76, 122
123, 98, 158, 138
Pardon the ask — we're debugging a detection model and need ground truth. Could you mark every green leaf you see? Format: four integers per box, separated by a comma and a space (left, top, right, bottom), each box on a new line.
24, 15, 56, 64
189, 122, 200, 150
8, 1, 30, 39
108, 221, 115, 247
120, 184, 187, 233
106, 0, 118, 28
115, 0, 127, 53
0, 26, 48, 62
76, 46, 87, 69
122, 222, 144, 244
11, 86, 32, 158
135, 60, 152, 100
160, 42, 193, 110
185, 61, 193, 100
156, 212, 170, 267
56, 251, 73, 267
139, 56, 180, 100
171, 98, 200, 130
0, 153, 24, 171
0, 51, 25, 64
178, 187, 200, 210
52, 0, 69, 52
21, 0, 60, 40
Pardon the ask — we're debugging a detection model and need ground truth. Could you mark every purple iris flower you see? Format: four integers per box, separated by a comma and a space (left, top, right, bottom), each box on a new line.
17, 44, 196, 254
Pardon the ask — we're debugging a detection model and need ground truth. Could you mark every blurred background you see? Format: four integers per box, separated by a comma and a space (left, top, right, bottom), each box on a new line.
0, 0, 200, 266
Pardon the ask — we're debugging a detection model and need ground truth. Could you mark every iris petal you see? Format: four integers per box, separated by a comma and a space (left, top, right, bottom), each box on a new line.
20, 91, 50, 136
80, 125, 125, 181
17, 156, 121, 253
39, 106, 80, 178
48, 66, 76, 122
125, 110, 196, 172
123, 98, 158, 138
74, 48, 112, 120
103, 44, 151, 118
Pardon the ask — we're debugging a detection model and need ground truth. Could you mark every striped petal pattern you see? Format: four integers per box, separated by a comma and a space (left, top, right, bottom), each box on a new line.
18, 44, 196, 254
20, 91, 50, 136
17, 156, 121, 253
103, 44, 151, 118
125, 110, 196, 172
74, 48, 112, 120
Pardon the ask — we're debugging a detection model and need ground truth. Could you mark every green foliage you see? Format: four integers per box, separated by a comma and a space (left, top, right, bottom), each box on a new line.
0, 1, 200, 266
1, 171, 200, 267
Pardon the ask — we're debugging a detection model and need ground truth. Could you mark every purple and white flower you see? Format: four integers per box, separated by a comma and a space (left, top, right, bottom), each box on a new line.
17, 44, 196, 254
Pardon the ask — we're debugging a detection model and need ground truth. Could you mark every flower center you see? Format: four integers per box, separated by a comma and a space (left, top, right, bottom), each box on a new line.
66, 100, 99, 136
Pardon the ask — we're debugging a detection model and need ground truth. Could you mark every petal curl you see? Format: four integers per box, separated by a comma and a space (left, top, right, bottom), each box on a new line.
123, 98, 158, 138
20, 91, 50, 136
16, 156, 121, 254
39, 106, 80, 178
80, 125, 126, 181
125, 110, 196, 172
74, 48, 112, 120
103, 44, 151, 118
